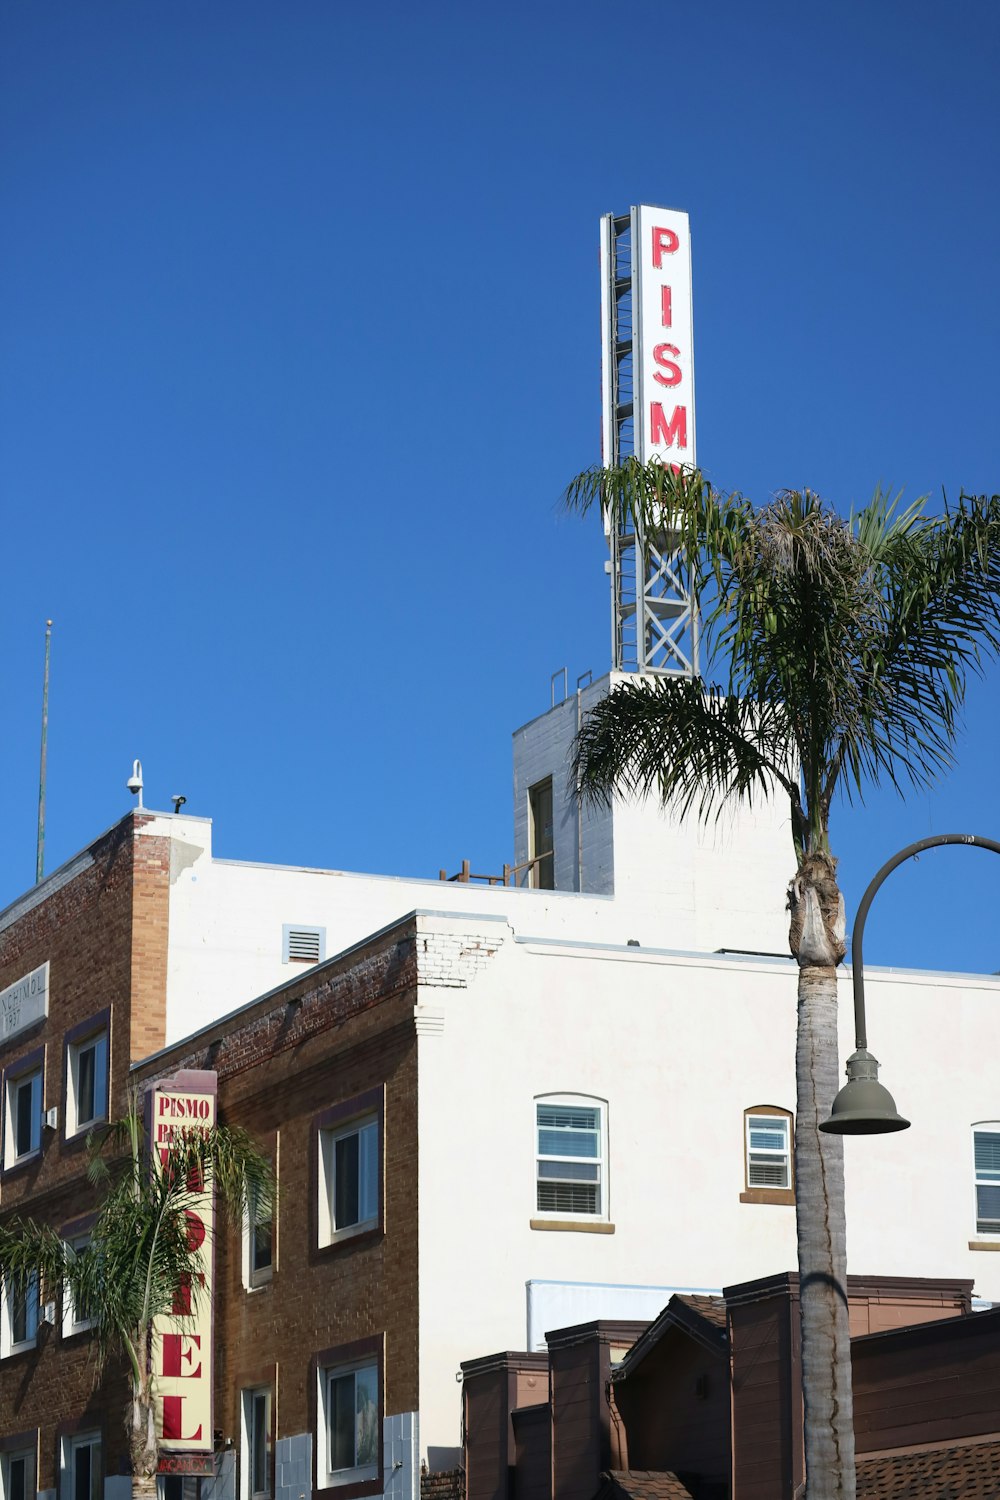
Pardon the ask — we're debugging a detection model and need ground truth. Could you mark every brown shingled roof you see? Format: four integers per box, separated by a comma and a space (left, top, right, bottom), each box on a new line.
857, 1439, 1000, 1498
596, 1471, 693, 1500
673, 1294, 727, 1330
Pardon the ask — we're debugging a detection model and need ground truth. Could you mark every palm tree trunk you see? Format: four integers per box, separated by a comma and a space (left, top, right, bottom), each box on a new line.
796, 962, 856, 1500
790, 854, 855, 1500
129, 1389, 160, 1500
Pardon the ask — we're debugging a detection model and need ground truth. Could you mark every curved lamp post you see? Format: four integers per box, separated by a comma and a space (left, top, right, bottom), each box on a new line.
821, 833, 1000, 1136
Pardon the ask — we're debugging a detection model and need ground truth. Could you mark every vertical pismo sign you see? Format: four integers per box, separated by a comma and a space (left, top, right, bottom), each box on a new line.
635, 205, 696, 468
151, 1073, 217, 1460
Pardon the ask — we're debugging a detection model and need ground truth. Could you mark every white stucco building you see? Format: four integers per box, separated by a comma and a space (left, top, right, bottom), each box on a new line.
4, 671, 1000, 1484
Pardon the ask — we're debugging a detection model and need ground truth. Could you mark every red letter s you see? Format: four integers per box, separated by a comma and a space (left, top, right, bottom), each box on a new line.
653, 344, 682, 387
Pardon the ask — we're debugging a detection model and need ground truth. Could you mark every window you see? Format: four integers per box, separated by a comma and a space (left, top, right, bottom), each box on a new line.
67, 1031, 108, 1136
318, 1361, 379, 1487
241, 1387, 272, 1500
1, 1273, 39, 1357
319, 1117, 379, 1245
535, 1096, 607, 1218
283, 925, 326, 965
244, 1182, 274, 1289
741, 1106, 794, 1204
973, 1125, 1000, 1236
62, 1434, 100, 1500
3, 1065, 42, 1168
62, 1237, 95, 1337
528, 778, 555, 889
1, 1446, 36, 1500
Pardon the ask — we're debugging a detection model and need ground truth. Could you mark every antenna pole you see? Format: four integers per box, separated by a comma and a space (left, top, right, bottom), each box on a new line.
36, 619, 52, 884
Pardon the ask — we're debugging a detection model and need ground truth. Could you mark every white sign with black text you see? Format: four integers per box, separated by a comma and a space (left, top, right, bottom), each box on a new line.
0, 962, 49, 1043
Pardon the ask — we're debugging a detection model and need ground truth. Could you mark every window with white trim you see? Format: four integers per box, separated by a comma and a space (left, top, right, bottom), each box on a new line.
1, 1446, 36, 1500
535, 1096, 607, 1218
317, 1361, 379, 1486
319, 1116, 379, 1246
3, 1067, 42, 1168
62, 1236, 95, 1338
973, 1124, 1000, 1236
61, 1433, 100, 1500
1, 1272, 39, 1358
67, 1032, 108, 1137
241, 1387, 272, 1500
746, 1111, 792, 1189
244, 1181, 274, 1289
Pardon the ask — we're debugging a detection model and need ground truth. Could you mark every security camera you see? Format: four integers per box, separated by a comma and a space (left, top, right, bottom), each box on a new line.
127, 759, 144, 808
172, 794, 187, 814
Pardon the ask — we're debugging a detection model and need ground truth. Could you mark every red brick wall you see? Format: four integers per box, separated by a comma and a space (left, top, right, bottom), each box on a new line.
0, 813, 170, 1483
132, 921, 423, 1449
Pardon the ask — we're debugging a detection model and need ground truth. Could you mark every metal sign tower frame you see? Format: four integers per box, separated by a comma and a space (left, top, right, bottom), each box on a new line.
600, 208, 699, 678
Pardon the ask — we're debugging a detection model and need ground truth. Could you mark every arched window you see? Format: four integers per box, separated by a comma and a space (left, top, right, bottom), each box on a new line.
740, 1105, 794, 1205
534, 1094, 608, 1221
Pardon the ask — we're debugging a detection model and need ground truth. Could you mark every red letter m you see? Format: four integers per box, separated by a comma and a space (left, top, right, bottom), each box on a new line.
650, 403, 687, 449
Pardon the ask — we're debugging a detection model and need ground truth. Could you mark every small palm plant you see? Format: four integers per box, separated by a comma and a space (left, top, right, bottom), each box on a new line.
566, 459, 1000, 1500
0, 1100, 273, 1500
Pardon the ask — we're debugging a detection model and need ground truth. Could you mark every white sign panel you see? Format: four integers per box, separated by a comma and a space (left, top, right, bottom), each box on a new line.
0, 963, 49, 1043
634, 204, 696, 469
151, 1078, 217, 1455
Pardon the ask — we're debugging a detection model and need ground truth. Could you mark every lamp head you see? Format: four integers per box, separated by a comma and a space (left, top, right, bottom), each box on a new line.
820, 1048, 910, 1136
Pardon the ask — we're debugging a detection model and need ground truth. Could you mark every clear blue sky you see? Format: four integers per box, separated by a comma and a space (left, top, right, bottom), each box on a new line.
2, 1, 999, 973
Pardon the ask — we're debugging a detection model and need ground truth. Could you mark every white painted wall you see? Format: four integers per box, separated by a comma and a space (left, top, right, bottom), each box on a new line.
512, 673, 795, 953
141, 784, 791, 1043
413, 910, 1000, 1457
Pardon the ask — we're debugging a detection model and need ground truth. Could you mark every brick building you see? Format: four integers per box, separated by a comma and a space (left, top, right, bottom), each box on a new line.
4, 682, 1000, 1500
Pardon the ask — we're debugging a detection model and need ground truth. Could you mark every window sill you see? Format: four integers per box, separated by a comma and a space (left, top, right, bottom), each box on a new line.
969, 1239, 1000, 1251
740, 1188, 795, 1206
63, 1122, 108, 1154
0, 1149, 42, 1180
316, 1223, 381, 1258
314, 1475, 382, 1500
62, 1324, 95, 1343
0, 1343, 37, 1361
530, 1218, 615, 1234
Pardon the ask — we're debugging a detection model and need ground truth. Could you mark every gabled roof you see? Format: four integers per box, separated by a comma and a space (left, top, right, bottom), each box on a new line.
614, 1294, 727, 1380
594, 1471, 693, 1500
857, 1439, 1000, 1497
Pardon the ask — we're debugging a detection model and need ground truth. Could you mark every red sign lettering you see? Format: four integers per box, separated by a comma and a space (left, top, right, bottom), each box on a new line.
650, 404, 688, 449
161, 1332, 203, 1380
660, 285, 673, 328
652, 226, 679, 267
184, 1210, 206, 1252
652, 344, 682, 387
161, 1395, 203, 1443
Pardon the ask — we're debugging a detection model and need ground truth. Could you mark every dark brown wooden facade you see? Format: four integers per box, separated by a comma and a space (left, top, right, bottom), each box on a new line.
461, 1273, 999, 1500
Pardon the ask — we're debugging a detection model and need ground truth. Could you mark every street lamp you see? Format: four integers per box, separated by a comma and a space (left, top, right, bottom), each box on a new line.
820, 833, 1000, 1136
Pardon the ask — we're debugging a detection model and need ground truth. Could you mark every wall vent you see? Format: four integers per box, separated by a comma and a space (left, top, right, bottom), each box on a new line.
282, 924, 326, 965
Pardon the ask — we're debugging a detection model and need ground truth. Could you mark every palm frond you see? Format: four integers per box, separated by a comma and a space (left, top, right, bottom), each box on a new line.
565, 462, 1000, 860
1, 1105, 273, 1392
573, 675, 804, 847
0, 1214, 67, 1295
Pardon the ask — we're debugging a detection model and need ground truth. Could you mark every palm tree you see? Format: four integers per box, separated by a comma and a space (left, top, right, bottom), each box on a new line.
565, 459, 1000, 1500
0, 1102, 273, 1500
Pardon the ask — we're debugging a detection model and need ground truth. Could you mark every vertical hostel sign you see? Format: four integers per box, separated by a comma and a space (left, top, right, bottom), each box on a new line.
151, 1072, 217, 1460
634, 204, 696, 469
